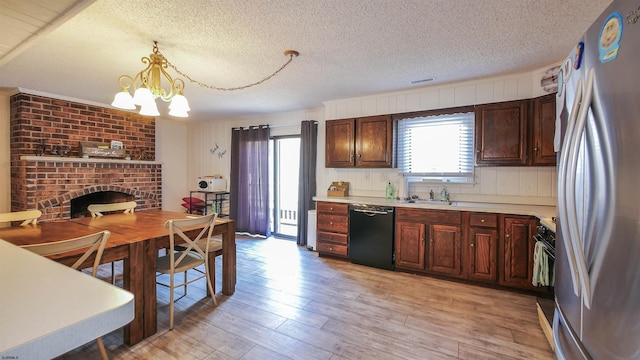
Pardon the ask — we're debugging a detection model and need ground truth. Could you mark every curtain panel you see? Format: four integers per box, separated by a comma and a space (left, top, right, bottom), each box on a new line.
296, 120, 318, 246
230, 125, 271, 237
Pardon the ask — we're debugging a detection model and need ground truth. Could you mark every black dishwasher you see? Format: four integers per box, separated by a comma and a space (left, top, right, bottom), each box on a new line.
349, 204, 395, 270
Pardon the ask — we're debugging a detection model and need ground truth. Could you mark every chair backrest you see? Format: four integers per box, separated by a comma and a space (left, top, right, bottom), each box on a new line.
88, 201, 137, 217
21, 230, 110, 277
165, 213, 218, 268
0, 209, 42, 226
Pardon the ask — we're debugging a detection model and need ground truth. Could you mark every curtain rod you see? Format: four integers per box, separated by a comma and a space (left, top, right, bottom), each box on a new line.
232, 121, 317, 131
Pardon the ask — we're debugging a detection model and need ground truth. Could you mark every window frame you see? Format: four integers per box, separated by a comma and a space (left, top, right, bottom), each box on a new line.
393, 106, 475, 184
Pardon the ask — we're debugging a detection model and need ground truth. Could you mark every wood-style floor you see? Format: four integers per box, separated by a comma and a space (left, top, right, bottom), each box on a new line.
59, 236, 553, 359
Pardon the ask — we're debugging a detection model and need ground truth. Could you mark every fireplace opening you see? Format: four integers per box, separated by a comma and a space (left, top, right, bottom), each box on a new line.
71, 191, 136, 218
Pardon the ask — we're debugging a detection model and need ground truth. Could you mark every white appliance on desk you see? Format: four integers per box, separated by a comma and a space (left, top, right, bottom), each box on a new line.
197, 176, 227, 192
554, 1, 640, 358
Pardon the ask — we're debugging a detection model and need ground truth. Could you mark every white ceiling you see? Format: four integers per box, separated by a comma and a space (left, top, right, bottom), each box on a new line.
0, 0, 613, 122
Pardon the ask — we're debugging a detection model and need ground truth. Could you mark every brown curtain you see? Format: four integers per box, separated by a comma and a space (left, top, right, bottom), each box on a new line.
229, 125, 271, 236
296, 120, 318, 246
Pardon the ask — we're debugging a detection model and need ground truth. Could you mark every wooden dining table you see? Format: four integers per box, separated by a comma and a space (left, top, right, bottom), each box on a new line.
0, 210, 236, 346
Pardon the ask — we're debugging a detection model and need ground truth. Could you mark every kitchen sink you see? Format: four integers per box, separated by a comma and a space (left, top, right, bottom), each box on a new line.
403, 199, 453, 206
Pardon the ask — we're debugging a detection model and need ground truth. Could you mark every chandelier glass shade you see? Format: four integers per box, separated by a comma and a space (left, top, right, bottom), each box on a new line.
112, 41, 190, 117
112, 41, 299, 118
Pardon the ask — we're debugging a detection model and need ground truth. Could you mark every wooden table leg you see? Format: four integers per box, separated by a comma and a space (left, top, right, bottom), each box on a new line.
221, 222, 236, 295
123, 242, 144, 345
143, 238, 158, 338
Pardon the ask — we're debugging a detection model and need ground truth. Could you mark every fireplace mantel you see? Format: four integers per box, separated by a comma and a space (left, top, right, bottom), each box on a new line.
21, 156, 162, 165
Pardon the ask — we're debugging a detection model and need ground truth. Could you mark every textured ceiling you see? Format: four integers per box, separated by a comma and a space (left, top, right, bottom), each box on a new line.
0, 0, 613, 121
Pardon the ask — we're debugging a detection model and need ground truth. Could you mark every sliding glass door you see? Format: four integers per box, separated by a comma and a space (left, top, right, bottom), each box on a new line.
269, 136, 300, 238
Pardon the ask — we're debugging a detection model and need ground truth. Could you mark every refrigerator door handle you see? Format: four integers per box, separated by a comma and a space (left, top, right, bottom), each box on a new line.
558, 77, 584, 297
582, 69, 616, 306
567, 69, 596, 309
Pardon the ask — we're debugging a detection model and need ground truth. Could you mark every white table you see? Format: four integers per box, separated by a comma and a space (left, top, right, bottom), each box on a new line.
0, 240, 134, 359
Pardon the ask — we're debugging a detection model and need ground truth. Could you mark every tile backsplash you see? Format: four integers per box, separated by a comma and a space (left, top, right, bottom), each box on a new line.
322, 166, 557, 206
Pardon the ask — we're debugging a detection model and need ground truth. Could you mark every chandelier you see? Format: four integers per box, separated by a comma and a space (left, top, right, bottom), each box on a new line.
111, 41, 299, 118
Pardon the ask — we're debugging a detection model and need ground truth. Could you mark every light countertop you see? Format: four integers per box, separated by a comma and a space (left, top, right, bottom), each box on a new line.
313, 195, 556, 230
0, 240, 134, 359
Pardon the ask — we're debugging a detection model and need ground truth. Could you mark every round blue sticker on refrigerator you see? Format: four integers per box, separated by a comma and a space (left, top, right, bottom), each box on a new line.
599, 12, 623, 63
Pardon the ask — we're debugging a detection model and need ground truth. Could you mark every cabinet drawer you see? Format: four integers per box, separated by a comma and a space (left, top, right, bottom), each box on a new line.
317, 202, 348, 215
317, 242, 348, 257
317, 214, 348, 233
317, 231, 348, 245
396, 208, 461, 225
469, 213, 498, 228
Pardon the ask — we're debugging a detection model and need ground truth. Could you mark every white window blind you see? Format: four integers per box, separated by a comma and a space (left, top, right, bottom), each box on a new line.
397, 112, 475, 181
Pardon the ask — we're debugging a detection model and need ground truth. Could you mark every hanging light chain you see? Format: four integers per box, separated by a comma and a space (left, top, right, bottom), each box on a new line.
155, 48, 299, 92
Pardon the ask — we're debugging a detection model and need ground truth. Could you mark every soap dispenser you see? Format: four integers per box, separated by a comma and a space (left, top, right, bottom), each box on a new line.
386, 181, 395, 200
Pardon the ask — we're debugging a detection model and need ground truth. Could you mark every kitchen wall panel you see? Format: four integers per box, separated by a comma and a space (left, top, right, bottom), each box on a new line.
321, 66, 557, 206
156, 117, 188, 212
187, 108, 324, 188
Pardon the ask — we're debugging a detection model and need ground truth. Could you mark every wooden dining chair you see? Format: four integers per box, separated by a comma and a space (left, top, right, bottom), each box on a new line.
87, 201, 137, 217
175, 217, 223, 294
157, 213, 218, 330
0, 209, 42, 226
88, 201, 137, 284
21, 230, 111, 360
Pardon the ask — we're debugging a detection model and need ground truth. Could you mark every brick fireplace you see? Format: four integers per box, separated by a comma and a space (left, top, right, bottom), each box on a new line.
10, 92, 162, 222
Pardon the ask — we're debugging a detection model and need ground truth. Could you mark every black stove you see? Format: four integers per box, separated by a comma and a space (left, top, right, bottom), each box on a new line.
534, 224, 556, 259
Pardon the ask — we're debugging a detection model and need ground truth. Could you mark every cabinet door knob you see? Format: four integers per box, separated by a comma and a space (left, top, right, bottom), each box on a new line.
481, 219, 485, 223
330, 207, 334, 211
506, 234, 510, 238
330, 221, 334, 225
470, 243, 474, 247
430, 239, 433, 243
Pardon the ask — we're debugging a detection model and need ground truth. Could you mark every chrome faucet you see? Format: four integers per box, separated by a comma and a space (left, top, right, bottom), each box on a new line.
440, 188, 449, 202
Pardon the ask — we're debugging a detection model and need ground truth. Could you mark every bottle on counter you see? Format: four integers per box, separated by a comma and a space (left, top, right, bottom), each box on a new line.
386, 181, 395, 200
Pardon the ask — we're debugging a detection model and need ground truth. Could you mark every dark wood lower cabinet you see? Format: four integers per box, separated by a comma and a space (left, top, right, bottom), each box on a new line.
468, 226, 498, 282
316, 202, 349, 258
394, 209, 546, 293
395, 221, 426, 270
427, 224, 462, 277
501, 215, 539, 290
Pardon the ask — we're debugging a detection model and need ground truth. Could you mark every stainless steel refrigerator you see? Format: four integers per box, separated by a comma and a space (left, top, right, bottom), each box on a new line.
554, 0, 640, 358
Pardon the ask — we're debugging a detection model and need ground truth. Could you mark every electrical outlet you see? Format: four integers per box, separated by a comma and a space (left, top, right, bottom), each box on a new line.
363, 172, 370, 182
380, 173, 388, 182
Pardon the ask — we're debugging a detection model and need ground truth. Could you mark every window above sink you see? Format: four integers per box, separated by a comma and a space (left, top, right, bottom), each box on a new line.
396, 109, 475, 184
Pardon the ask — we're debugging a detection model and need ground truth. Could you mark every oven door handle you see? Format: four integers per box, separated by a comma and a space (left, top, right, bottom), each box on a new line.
352, 208, 389, 216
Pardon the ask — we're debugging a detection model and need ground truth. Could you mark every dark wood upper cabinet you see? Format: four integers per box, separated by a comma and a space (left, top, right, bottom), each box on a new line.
325, 115, 393, 168
355, 115, 393, 167
325, 118, 355, 167
475, 100, 529, 166
475, 96, 557, 166
531, 94, 557, 165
